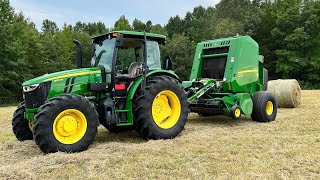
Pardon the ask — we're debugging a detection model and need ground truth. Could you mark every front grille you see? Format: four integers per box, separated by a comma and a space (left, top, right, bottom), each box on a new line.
24, 82, 51, 108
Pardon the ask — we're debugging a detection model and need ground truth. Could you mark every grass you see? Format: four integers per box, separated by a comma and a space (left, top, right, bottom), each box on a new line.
0, 90, 319, 179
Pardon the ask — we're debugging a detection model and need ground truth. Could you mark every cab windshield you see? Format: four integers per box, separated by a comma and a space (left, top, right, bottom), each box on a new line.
91, 38, 115, 70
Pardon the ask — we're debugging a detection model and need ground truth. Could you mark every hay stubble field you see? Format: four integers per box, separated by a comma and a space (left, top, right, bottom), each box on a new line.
0, 90, 319, 179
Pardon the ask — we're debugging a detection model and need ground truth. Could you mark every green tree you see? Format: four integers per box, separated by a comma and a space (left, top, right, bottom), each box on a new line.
113, 15, 131, 31
165, 15, 184, 37
254, 0, 303, 79
215, 0, 261, 35
42, 19, 59, 33
150, 24, 167, 36
0, 0, 45, 103
133, 18, 146, 31
300, 0, 320, 88
213, 18, 244, 38
161, 34, 195, 80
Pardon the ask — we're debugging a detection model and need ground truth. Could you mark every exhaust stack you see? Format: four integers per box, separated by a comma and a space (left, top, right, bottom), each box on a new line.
73, 39, 83, 68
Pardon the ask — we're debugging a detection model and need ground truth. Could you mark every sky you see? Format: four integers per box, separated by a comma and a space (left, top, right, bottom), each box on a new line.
10, 0, 220, 30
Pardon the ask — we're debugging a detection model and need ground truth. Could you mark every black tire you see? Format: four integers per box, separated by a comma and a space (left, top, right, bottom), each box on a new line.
104, 125, 133, 133
33, 94, 99, 153
251, 91, 277, 122
263, 68, 268, 91
12, 102, 33, 141
230, 105, 241, 120
133, 76, 188, 139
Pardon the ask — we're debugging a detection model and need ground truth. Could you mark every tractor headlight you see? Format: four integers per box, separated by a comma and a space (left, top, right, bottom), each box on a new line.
23, 84, 39, 92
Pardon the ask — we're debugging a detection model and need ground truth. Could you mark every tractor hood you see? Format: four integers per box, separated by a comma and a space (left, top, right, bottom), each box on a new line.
22, 68, 101, 86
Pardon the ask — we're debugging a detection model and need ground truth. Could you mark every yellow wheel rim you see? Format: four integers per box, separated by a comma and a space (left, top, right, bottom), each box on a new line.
235, 108, 241, 118
266, 101, 274, 115
152, 90, 181, 129
28, 120, 33, 130
53, 109, 87, 144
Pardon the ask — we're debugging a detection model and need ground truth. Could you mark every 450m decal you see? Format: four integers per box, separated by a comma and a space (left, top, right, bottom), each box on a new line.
64, 77, 76, 93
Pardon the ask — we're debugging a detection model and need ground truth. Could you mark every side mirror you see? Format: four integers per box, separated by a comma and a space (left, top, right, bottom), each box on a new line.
115, 34, 124, 48
162, 56, 173, 70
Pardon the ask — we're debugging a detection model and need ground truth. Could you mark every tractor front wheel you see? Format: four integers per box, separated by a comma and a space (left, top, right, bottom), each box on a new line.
12, 102, 33, 141
33, 94, 99, 153
133, 76, 188, 139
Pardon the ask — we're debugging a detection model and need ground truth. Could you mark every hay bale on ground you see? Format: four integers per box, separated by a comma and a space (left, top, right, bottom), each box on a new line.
267, 79, 301, 108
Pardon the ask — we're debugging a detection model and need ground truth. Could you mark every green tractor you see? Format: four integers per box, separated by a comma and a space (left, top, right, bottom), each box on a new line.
183, 35, 277, 122
12, 31, 189, 153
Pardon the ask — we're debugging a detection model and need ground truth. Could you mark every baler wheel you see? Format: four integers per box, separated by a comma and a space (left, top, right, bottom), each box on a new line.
12, 102, 33, 141
251, 91, 277, 122
230, 105, 241, 120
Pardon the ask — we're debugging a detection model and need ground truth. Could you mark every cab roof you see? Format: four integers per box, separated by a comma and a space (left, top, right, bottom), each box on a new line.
92, 30, 166, 44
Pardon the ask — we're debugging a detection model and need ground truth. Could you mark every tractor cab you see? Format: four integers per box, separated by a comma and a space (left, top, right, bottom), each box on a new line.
91, 31, 169, 85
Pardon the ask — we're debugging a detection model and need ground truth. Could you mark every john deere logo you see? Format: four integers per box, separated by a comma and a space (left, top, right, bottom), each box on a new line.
214, 42, 218, 46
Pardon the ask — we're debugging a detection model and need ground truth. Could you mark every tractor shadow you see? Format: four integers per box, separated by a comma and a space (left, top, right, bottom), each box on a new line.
94, 127, 144, 144
94, 114, 256, 144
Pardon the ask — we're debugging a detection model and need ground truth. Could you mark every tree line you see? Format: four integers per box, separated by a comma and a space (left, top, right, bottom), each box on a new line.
0, 0, 319, 104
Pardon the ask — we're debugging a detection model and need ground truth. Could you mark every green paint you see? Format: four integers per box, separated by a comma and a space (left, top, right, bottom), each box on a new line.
24, 108, 37, 120
189, 36, 263, 94
235, 93, 253, 115
126, 69, 179, 101
185, 36, 265, 117
187, 79, 216, 103
22, 67, 101, 86
115, 110, 129, 113
93, 30, 166, 40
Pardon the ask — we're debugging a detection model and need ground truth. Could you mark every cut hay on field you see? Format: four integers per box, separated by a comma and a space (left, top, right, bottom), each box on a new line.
267, 79, 301, 108
0, 90, 319, 179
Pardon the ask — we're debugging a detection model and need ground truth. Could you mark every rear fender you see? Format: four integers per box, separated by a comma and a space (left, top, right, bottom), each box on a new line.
126, 70, 179, 101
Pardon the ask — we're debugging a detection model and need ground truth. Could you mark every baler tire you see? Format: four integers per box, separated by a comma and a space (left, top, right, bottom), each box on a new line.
12, 102, 33, 141
33, 94, 99, 153
133, 76, 188, 140
251, 91, 277, 122
230, 105, 241, 120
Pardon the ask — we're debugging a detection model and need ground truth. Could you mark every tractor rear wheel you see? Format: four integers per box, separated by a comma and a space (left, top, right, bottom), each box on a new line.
33, 94, 99, 153
251, 91, 277, 122
12, 102, 33, 141
133, 76, 188, 139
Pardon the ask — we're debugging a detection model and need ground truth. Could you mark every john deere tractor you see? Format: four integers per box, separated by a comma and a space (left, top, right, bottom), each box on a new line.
183, 35, 277, 122
12, 31, 188, 153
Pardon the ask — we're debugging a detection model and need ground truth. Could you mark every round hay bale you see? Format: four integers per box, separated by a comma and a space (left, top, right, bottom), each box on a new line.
267, 79, 301, 108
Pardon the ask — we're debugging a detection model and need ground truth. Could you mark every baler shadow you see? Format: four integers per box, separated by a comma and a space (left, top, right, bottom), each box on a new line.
187, 114, 253, 126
